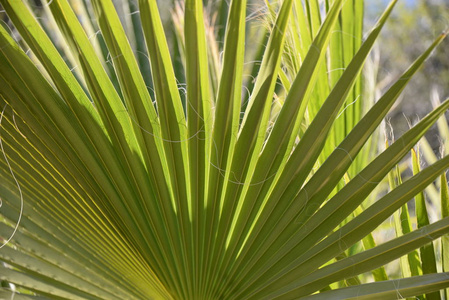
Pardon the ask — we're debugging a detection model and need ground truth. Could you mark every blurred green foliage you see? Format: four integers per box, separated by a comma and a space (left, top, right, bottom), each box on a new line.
368, 0, 449, 124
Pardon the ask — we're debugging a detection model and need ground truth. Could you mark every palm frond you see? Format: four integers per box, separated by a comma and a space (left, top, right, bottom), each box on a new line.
1, 0, 449, 299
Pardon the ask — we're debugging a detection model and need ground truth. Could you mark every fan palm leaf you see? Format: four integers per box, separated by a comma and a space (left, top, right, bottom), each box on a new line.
1, 0, 449, 299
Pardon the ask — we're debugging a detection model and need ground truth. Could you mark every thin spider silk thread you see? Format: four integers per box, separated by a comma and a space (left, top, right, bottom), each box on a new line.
0, 104, 24, 249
